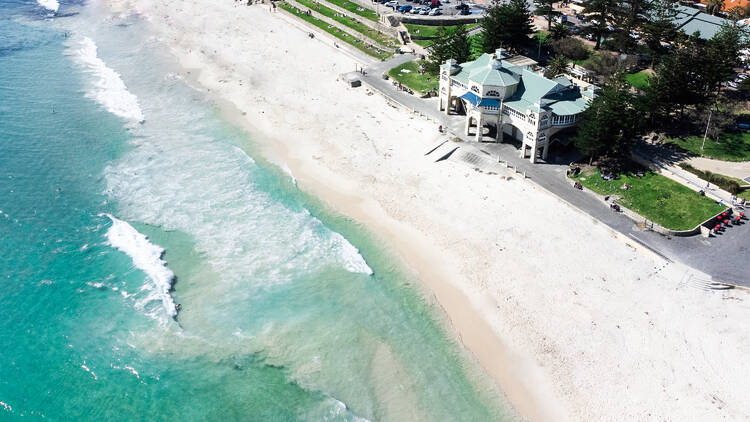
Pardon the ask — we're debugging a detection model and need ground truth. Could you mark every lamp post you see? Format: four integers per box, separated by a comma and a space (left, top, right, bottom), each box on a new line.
701, 108, 713, 151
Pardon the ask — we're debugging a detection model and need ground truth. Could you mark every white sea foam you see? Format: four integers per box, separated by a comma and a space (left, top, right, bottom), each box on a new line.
37, 0, 59, 12
69, 37, 145, 123
81, 362, 98, 380
105, 138, 373, 289
330, 231, 372, 275
280, 162, 297, 186
0, 401, 12, 412
111, 363, 140, 379
103, 214, 177, 319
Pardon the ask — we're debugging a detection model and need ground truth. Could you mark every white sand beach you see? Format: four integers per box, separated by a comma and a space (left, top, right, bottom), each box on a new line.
105, 0, 750, 419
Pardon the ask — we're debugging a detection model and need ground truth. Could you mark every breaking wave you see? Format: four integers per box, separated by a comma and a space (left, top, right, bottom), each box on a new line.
103, 214, 177, 320
68, 37, 144, 123
37, 0, 59, 12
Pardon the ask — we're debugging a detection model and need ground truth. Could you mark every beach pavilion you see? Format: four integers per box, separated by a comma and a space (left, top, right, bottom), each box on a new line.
438, 49, 599, 163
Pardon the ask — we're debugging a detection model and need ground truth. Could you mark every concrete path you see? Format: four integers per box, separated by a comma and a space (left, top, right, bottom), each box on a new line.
686, 156, 750, 182
286, 0, 388, 48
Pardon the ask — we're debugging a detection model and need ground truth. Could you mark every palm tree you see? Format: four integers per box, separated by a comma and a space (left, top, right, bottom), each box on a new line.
545, 54, 569, 78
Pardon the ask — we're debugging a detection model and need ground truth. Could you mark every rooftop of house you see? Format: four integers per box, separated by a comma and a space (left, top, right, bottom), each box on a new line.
672, 4, 729, 40
442, 50, 596, 116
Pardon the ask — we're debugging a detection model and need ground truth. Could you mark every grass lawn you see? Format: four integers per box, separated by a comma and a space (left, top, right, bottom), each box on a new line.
412, 38, 433, 47
404, 23, 480, 47
294, 0, 398, 48
280, 2, 392, 60
625, 70, 650, 89
571, 169, 724, 230
324, 0, 379, 21
665, 132, 750, 162
387, 60, 438, 94
404, 23, 479, 38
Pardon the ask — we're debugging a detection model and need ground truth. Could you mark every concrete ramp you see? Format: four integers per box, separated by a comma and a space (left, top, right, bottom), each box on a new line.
426, 141, 460, 162
454, 149, 495, 169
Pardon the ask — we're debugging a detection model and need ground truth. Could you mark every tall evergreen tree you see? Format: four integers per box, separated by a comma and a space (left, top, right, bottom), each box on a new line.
581, 0, 616, 50
507, 0, 534, 51
639, 0, 678, 63
574, 73, 640, 162
426, 26, 452, 74
481, 0, 533, 53
642, 33, 711, 123
534, 0, 560, 30
448, 24, 473, 64
705, 22, 750, 92
426, 25, 475, 73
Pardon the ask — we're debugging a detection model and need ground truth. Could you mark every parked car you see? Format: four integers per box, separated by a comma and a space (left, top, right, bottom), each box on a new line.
429, 7, 442, 15
458, 7, 470, 14
398, 4, 412, 12
554, 14, 568, 24
455, 2, 468, 9
384, 1, 398, 6
420, 7, 430, 14
410, 6, 421, 13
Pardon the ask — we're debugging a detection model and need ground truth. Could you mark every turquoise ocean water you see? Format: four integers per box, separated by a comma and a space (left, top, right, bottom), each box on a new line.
0, 1, 515, 420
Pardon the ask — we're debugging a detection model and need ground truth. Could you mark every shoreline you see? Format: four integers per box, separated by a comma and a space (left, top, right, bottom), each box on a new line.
105, 0, 750, 420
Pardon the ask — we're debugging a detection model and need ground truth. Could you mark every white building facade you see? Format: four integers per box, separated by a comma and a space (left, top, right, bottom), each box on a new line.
438, 49, 598, 163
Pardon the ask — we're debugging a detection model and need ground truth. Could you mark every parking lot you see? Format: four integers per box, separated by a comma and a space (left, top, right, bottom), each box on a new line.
374, 0, 485, 18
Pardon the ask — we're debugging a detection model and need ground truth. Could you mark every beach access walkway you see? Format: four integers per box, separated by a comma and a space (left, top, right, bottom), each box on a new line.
361, 54, 750, 287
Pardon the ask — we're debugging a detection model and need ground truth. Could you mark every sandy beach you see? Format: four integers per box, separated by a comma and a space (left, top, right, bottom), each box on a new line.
104, 0, 750, 419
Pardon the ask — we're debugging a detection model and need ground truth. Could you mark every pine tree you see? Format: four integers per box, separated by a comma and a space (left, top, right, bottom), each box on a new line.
534, 0, 560, 30
448, 24, 472, 64
426, 26, 452, 74
481, 0, 533, 53
639, 0, 678, 63
507, 0, 534, 51
574, 73, 640, 162
581, 0, 616, 50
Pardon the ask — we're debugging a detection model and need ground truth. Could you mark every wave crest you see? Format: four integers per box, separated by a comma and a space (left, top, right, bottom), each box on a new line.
103, 214, 177, 320
69, 37, 145, 123
37, 0, 59, 12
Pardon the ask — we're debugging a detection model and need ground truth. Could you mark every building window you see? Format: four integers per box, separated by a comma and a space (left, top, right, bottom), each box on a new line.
551, 114, 576, 125
502, 106, 526, 121
485, 90, 500, 97
541, 114, 548, 120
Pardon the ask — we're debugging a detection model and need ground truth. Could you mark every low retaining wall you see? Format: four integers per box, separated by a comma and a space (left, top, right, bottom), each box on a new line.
399, 16, 482, 25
